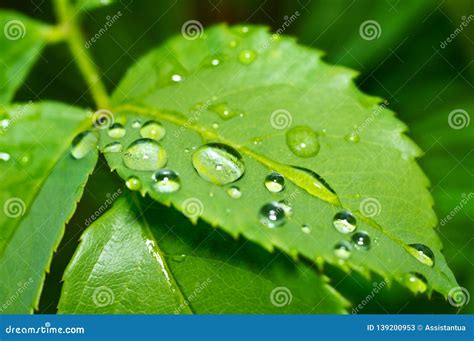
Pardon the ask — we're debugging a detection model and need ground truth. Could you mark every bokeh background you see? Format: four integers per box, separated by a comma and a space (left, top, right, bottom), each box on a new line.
2, 0, 473, 314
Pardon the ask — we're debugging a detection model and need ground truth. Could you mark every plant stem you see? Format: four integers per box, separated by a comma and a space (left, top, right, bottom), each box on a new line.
53, 0, 110, 109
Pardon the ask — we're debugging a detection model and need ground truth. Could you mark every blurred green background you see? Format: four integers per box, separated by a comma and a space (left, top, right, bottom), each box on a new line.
2, 0, 472, 314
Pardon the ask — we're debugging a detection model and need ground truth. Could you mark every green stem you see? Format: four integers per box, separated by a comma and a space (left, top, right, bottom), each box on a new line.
53, 0, 110, 109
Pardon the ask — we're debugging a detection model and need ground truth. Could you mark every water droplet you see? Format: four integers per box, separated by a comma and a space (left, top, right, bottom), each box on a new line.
332, 211, 357, 234
71, 131, 97, 159
192, 143, 245, 185
259, 202, 286, 228
209, 103, 239, 120
264, 172, 285, 193
125, 176, 141, 191
278, 200, 293, 217
239, 49, 257, 64
171, 74, 183, 82
229, 40, 237, 48
345, 131, 360, 143
1, 118, 10, 129
122, 138, 167, 171
334, 241, 352, 260
240, 26, 249, 34
351, 232, 371, 250
403, 272, 428, 294
103, 142, 122, 153
132, 120, 141, 128
407, 244, 435, 267
108, 123, 126, 139
210, 58, 220, 66
171, 254, 187, 262
227, 186, 242, 199
140, 120, 166, 141
19, 153, 31, 165
301, 224, 311, 234
152, 169, 181, 193
286, 126, 320, 158
0, 152, 11, 161
212, 122, 219, 129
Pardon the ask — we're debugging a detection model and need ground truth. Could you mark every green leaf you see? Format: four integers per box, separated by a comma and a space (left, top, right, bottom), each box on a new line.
100, 24, 458, 297
58, 195, 348, 313
0, 101, 97, 313
0, 11, 55, 105
74, 0, 115, 12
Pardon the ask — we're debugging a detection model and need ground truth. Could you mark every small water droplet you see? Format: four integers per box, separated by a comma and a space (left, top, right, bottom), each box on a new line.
403, 272, 428, 294
171, 254, 187, 262
259, 202, 287, 228
209, 103, 239, 120
184, 148, 190, 153
0, 152, 11, 161
407, 244, 435, 267
1, 118, 10, 129
122, 138, 167, 171
227, 186, 242, 199
345, 131, 360, 143
212, 122, 219, 129
286, 126, 320, 158
192, 143, 245, 185
108, 123, 126, 139
264, 172, 285, 193
210, 58, 220, 66
152, 169, 181, 193
334, 241, 352, 260
132, 120, 141, 128
301, 224, 311, 234
71, 131, 97, 159
229, 40, 238, 48
351, 232, 371, 250
125, 176, 141, 191
240, 26, 249, 34
332, 211, 357, 234
140, 120, 166, 141
19, 153, 31, 165
239, 49, 257, 64
171, 74, 183, 82
103, 142, 122, 153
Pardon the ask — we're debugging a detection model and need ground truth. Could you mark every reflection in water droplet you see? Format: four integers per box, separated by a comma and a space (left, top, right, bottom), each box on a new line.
192, 143, 245, 185
152, 169, 181, 193
227, 186, 242, 199
0, 152, 11, 161
286, 126, 320, 158
264, 172, 285, 193
103, 141, 122, 153
209, 103, 239, 120
171, 74, 183, 82
122, 138, 167, 171
301, 224, 311, 234
334, 241, 352, 260
132, 120, 141, 128
239, 49, 257, 64
125, 176, 141, 191
345, 131, 360, 143
403, 272, 428, 294
108, 123, 126, 139
210, 58, 220, 66
71, 131, 97, 159
352, 232, 371, 250
332, 211, 357, 234
259, 202, 286, 228
407, 244, 435, 267
140, 120, 166, 141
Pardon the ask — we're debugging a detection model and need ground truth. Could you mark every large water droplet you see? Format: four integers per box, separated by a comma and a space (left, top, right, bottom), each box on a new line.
227, 186, 242, 199
192, 143, 244, 185
286, 126, 320, 158
264, 172, 285, 193
209, 103, 239, 120
259, 202, 287, 228
352, 232, 371, 250
71, 131, 97, 159
140, 120, 166, 141
122, 138, 167, 171
103, 142, 122, 153
125, 176, 141, 191
403, 272, 428, 294
332, 211, 357, 234
407, 244, 435, 267
334, 241, 352, 260
152, 169, 181, 193
239, 49, 257, 64
108, 123, 126, 139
